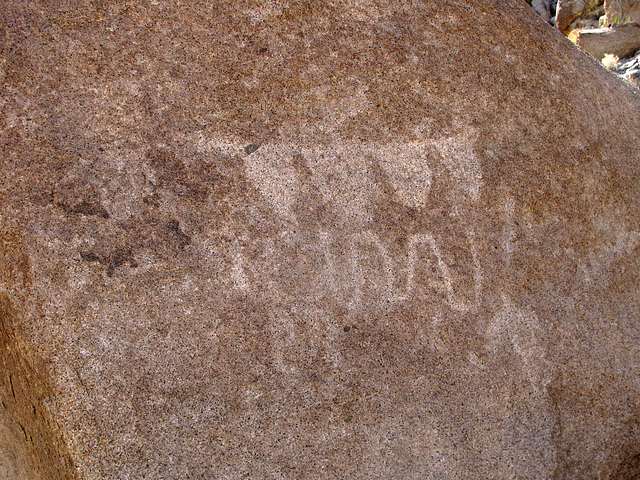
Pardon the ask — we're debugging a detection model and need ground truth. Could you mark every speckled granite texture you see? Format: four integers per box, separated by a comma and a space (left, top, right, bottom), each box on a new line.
2, 0, 640, 478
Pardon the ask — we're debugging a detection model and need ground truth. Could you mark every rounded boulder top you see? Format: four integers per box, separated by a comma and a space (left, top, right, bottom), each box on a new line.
1, 1, 640, 479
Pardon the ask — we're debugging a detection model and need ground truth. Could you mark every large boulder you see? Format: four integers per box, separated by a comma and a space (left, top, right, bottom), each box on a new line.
556, 0, 604, 32
605, 0, 640, 24
530, 0, 557, 23
2, 0, 640, 478
616, 51, 640, 86
576, 22, 640, 59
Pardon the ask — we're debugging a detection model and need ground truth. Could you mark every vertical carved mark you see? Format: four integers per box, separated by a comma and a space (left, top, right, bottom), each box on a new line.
319, 231, 339, 296
489, 297, 553, 393
348, 231, 395, 311
433, 132, 482, 202
502, 195, 516, 267
9, 373, 16, 399
231, 251, 248, 291
400, 228, 481, 313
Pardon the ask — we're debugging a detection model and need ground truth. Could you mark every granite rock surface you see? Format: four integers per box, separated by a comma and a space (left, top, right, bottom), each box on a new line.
556, 0, 604, 32
2, 0, 640, 479
576, 22, 640, 59
605, 0, 640, 25
614, 50, 640, 86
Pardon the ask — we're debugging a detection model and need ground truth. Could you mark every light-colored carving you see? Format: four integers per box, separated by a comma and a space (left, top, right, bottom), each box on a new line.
269, 307, 344, 383
429, 308, 447, 352
242, 137, 483, 225
488, 297, 553, 392
398, 229, 482, 313
341, 229, 482, 313
238, 139, 484, 311
433, 131, 482, 202
485, 297, 558, 476
226, 227, 483, 313
269, 309, 297, 375
502, 194, 517, 268
318, 230, 340, 296
184, 131, 244, 157
230, 252, 248, 291
308, 145, 375, 228
365, 142, 433, 209
243, 144, 301, 222
348, 230, 395, 310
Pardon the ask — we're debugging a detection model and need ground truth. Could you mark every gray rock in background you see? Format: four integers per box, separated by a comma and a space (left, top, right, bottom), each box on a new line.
616, 51, 640, 86
531, 0, 557, 23
556, 0, 603, 31
2, 0, 640, 479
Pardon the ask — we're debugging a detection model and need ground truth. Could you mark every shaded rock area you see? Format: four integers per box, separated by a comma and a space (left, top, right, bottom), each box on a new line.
613, 50, 640, 85
2, 0, 640, 479
556, 0, 603, 32
531, 0, 558, 24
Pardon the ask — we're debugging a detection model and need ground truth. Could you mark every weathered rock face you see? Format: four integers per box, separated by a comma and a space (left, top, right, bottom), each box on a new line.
577, 22, 640, 59
615, 52, 640, 86
605, 0, 640, 25
530, 0, 557, 23
556, 0, 604, 32
2, 0, 640, 478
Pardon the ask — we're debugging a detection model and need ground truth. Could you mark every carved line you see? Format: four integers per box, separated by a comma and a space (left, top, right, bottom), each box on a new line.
348, 231, 395, 311
346, 228, 482, 313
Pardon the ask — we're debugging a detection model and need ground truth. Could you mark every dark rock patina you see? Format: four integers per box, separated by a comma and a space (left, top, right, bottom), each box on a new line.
2, 1, 640, 478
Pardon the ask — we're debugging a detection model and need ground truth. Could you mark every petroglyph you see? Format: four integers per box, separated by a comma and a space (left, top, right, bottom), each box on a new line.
485, 297, 558, 477
347, 230, 395, 311
234, 135, 486, 312
433, 130, 482, 202
398, 228, 482, 313
579, 205, 640, 284
243, 144, 301, 222
233, 228, 482, 313
429, 308, 447, 352
343, 229, 482, 312
269, 306, 344, 380
230, 253, 248, 291
501, 194, 517, 265
488, 297, 553, 392
242, 133, 483, 226
363, 142, 434, 209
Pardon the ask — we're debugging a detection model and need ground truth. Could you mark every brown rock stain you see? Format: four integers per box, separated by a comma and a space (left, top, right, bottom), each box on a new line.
0, 224, 77, 479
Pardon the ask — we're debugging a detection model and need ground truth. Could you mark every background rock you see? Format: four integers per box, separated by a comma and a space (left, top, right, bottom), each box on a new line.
531, 0, 558, 23
576, 22, 640, 58
605, 0, 640, 24
556, 0, 604, 32
2, 0, 640, 479
616, 50, 640, 85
